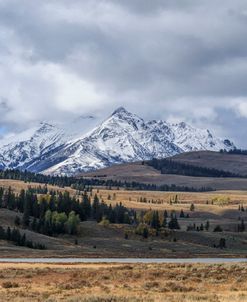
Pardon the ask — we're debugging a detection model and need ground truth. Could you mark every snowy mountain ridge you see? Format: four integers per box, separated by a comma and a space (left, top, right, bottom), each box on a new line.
0, 107, 235, 175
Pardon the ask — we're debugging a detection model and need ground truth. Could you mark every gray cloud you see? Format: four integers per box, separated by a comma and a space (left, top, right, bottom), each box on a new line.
0, 0, 246, 146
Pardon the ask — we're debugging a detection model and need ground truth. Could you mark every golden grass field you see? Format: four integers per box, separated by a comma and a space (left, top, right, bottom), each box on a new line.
0, 179, 247, 301
93, 188, 247, 212
1, 178, 247, 210
0, 262, 247, 302
1, 179, 247, 257
0, 179, 76, 195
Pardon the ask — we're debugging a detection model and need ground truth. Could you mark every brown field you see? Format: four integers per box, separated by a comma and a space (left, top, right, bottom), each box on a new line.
83, 160, 247, 190
0, 179, 247, 302
172, 151, 247, 176
1, 180, 247, 257
95, 188, 247, 209
0, 179, 75, 195
0, 262, 247, 301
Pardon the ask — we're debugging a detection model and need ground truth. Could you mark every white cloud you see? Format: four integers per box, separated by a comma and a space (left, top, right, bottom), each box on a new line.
232, 99, 247, 118
0, 0, 246, 145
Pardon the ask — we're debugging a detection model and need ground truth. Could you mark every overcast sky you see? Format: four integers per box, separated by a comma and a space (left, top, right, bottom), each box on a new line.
0, 0, 247, 146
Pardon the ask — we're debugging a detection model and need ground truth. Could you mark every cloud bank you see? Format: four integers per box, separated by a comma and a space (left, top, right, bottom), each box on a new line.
0, 0, 247, 145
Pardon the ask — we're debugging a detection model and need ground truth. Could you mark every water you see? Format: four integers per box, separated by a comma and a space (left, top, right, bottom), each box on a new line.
0, 258, 246, 264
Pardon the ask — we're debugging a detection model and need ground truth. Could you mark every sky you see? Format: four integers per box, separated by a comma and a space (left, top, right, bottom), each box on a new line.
0, 0, 247, 146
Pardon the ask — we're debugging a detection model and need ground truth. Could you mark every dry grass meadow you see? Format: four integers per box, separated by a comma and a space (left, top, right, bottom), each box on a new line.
0, 179, 76, 195
0, 180, 247, 301
1, 180, 247, 257
0, 262, 247, 302
94, 188, 247, 210
83, 158, 247, 190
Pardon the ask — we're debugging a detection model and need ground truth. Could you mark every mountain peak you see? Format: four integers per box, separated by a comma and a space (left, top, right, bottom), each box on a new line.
0, 108, 236, 175
111, 106, 130, 116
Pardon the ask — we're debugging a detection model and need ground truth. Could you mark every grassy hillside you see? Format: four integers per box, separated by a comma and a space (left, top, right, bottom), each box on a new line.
1, 179, 247, 258
83, 151, 247, 190
171, 151, 247, 176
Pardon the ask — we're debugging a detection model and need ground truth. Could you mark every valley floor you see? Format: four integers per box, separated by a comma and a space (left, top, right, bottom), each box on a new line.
1, 218, 247, 258
0, 262, 246, 301
1, 184, 247, 258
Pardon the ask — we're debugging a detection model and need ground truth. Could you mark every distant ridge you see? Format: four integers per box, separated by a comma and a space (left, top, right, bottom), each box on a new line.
83, 151, 247, 190
0, 108, 235, 176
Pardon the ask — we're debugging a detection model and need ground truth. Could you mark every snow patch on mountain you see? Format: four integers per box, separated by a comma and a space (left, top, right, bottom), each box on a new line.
0, 107, 235, 175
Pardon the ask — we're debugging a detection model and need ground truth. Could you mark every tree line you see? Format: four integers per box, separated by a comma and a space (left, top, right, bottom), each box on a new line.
220, 148, 247, 155
0, 186, 192, 240
148, 158, 243, 178
0, 168, 213, 192
0, 187, 134, 237
0, 225, 46, 249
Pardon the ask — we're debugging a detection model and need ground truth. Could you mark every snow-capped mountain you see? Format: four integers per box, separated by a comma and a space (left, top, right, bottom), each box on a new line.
0, 107, 235, 175
0, 115, 98, 171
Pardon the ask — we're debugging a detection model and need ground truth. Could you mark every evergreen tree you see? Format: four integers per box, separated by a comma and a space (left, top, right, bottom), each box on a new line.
22, 196, 31, 227
142, 226, 149, 239
6, 227, 11, 240
151, 211, 160, 230
190, 203, 195, 211
0, 225, 5, 239
168, 213, 180, 230
0, 187, 3, 208
82, 191, 91, 218
238, 219, 245, 232
162, 215, 167, 228
179, 210, 185, 218
214, 225, 223, 232
219, 238, 226, 248
14, 216, 21, 226
31, 217, 37, 232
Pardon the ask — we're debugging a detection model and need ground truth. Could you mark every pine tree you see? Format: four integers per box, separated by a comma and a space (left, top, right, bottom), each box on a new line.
219, 238, 226, 248
31, 218, 37, 231
238, 219, 245, 232
151, 211, 160, 230
14, 216, 21, 226
142, 226, 149, 239
22, 198, 31, 227
108, 204, 116, 223
0, 187, 3, 208
82, 191, 91, 218
20, 232, 26, 246
190, 203, 195, 211
214, 225, 223, 232
6, 227, 11, 240
92, 194, 100, 219
162, 215, 167, 228
179, 210, 185, 218
168, 213, 180, 230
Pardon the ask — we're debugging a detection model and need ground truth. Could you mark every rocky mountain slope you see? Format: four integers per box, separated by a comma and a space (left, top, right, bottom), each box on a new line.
0, 107, 235, 175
